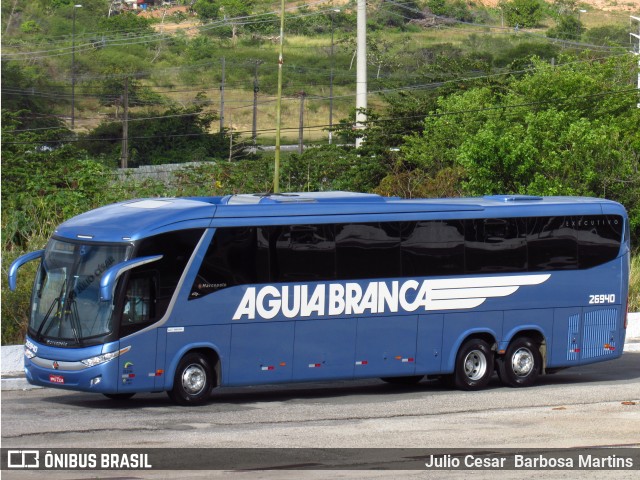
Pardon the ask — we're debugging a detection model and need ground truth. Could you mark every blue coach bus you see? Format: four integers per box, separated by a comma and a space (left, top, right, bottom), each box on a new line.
9, 192, 631, 405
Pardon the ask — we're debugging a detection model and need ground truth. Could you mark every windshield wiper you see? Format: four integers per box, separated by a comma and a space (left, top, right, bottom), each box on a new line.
36, 278, 67, 339
35, 296, 59, 340
67, 291, 83, 345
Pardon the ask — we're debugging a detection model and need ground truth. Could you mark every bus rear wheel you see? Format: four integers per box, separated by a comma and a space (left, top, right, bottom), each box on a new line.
497, 337, 541, 388
168, 352, 214, 406
454, 338, 494, 390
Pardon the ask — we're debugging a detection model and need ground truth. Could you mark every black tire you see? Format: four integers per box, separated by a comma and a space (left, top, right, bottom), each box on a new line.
103, 393, 135, 400
496, 337, 541, 388
380, 375, 424, 385
167, 352, 214, 406
453, 338, 494, 390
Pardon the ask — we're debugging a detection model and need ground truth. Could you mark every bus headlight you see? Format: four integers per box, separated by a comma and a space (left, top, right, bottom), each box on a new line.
24, 348, 36, 359
81, 346, 131, 367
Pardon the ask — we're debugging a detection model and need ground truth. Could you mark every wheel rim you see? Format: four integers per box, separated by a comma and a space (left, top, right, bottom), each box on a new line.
463, 349, 487, 381
511, 347, 535, 377
181, 363, 206, 395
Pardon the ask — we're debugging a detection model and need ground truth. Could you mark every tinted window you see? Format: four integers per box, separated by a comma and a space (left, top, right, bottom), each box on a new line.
577, 215, 623, 269
336, 223, 401, 279
190, 227, 268, 299
466, 218, 527, 273
188, 214, 623, 299
402, 220, 465, 276
126, 229, 203, 330
527, 217, 578, 271
274, 224, 336, 282
120, 274, 156, 338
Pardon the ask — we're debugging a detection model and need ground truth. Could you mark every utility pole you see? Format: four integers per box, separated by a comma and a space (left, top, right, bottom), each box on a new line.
274, 0, 285, 193
252, 60, 260, 148
71, 4, 82, 129
220, 57, 226, 132
329, 9, 340, 145
631, 16, 640, 108
298, 92, 306, 154
121, 76, 129, 169
355, 0, 367, 148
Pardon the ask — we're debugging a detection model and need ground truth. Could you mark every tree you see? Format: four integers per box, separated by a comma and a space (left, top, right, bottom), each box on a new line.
98, 11, 153, 35
499, 0, 545, 28
373, 0, 426, 29
550, 0, 579, 17
218, 0, 254, 41
426, 0, 473, 22
395, 55, 640, 241
79, 104, 234, 167
547, 15, 585, 40
1, 61, 66, 129
584, 25, 630, 47
193, 0, 219, 21
194, 0, 254, 40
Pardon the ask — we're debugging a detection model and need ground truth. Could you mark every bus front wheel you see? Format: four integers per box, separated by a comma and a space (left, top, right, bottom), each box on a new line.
497, 337, 541, 388
168, 352, 214, 406
454, 339, 494, 390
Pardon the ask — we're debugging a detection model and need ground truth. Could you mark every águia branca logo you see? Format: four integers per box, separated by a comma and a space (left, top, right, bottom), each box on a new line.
232, 274, 551, 321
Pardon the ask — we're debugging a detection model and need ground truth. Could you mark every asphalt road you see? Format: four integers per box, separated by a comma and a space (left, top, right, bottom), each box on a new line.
2, 353, 640, 479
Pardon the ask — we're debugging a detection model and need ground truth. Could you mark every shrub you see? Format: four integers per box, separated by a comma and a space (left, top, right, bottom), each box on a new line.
499, 0, 545, 28
20, 20, 41, 34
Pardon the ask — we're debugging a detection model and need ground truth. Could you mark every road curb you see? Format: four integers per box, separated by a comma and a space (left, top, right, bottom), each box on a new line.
3, 313, 639, 391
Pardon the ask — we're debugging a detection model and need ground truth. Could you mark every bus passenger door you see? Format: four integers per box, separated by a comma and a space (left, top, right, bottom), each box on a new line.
117, 273, 160, 393
354, 315, 418, 378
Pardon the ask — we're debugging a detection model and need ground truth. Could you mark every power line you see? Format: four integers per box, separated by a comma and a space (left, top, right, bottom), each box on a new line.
4, 52, 632, 134
1, 2, 346, 61
383, 0, 628, 50
4, 50, 627, 102
3, 86, 636, 144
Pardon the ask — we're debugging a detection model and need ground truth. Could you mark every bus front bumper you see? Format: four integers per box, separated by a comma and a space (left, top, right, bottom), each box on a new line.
24, 355, 121, 394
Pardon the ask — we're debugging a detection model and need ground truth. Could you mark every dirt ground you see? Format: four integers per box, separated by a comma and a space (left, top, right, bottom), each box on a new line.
138, 5, 191, 20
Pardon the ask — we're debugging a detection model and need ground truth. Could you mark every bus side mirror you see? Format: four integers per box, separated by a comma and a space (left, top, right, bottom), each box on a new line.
8, 250, 44, 291
99, 255, 163, 302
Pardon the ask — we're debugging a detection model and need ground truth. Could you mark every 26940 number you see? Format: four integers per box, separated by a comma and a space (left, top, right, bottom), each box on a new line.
588, 294, 616, 304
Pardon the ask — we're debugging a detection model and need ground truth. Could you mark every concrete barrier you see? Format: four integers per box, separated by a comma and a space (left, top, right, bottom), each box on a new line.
627, 312, 640, 339
2, 313, 639, 390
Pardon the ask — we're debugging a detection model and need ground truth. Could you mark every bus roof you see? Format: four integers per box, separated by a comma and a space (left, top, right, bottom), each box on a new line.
53, 192, 627, 243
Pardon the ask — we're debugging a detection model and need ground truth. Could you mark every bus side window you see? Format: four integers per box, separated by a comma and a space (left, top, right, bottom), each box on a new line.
577, 215, 623, 269
401, 220, 465, 277
274, 224, 336, 282
336, 223, 401, 280
119, 273, 157, 337
465, 218, 527, 273
190, 227, 268, 299
528, 217, 578, 271
122, 274, 156, 325
132, 229, 203, 310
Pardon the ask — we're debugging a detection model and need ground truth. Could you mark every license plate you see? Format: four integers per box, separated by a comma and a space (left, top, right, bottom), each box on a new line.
49, 374, 64, 384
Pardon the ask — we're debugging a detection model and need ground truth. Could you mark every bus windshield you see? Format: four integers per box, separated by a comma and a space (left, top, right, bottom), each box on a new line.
29, 239, 129, 347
